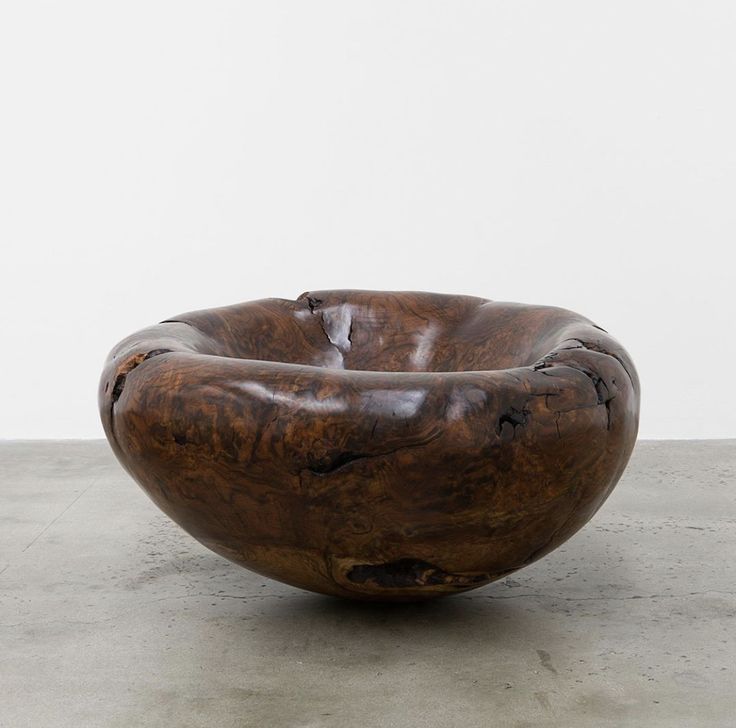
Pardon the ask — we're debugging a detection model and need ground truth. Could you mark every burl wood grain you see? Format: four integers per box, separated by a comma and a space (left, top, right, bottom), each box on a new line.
99, 291, 640, 600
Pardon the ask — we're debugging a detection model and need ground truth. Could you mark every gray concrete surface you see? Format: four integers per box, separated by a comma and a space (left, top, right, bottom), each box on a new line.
1, 440, 735, 727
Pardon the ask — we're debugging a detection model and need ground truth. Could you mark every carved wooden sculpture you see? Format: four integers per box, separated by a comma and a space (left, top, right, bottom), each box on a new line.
99, 291, 639, 600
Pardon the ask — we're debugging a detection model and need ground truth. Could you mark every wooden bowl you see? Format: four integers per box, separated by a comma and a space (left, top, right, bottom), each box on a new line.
99, 291, 639, 600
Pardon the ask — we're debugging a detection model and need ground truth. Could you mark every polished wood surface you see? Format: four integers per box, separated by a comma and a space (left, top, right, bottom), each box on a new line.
99, 291, 640, 600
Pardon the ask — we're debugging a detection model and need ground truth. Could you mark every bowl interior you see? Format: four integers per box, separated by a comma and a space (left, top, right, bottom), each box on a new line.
175, 291, 577, 374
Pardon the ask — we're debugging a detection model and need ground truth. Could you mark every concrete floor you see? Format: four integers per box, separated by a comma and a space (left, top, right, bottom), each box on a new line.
1, 441, 734, 727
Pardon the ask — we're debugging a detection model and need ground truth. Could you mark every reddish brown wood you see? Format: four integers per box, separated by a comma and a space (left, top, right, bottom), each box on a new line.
99, 291, 639, 600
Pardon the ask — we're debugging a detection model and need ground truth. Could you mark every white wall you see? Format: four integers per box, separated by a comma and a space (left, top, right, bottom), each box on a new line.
1, 1, 734, 439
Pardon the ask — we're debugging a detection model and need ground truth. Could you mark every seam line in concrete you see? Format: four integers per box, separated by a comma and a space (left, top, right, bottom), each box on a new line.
20, 476, 101, 553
